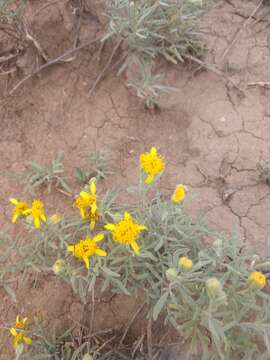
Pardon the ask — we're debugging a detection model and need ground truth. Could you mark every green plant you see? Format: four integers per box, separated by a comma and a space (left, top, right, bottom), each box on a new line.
0, 0, 27, 24
75, 148, 113, 185
24, 319, 97, 360
104, 0, 204, 64
23, 152, 71, 194
157, 234, 270, 359
102, 0, 205, 108
127, 56, 176, 109
0, 228, 23, 302
6, 147, 270, 359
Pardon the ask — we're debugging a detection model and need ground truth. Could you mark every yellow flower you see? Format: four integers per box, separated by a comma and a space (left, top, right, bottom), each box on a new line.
172, 184, 186, 204
140, 147, 165, 184
67, 234, 107, 269
179, 256, 193, 271
105, 212, 147, 254
85, 208, 100, 230
74, 179, 98, 229
15, 316, 28, 329
50, 213, 61, 224
23, 199, 46, 228
9, 198, 29, 223
10, 316, 32, 349
248, 271, 266, 291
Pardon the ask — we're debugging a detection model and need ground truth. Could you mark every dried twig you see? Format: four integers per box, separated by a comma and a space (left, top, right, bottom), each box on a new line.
7, 35, 102, 96
132, 333, 145, 359
0, 53, 19, 63
89, 287, 95, 336
119, 301, 146, 347
248, 82, 270, 89
183, 54, 243, 93
97, 334, 117, 352
221, 0, 264, 62
147, 317, 153, 360
0, 68, 16, 76
73, 0, 83, 49
89, 38, 123, 95
33, 0, 68, 18
23, 20, 49, 62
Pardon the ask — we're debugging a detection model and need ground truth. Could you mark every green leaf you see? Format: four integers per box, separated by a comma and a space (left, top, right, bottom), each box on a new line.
153, 292, 168, 321
15, 343, 24, 359
102, 266, 120, 278
111, 278, 130, 295
3, 284, 16, 303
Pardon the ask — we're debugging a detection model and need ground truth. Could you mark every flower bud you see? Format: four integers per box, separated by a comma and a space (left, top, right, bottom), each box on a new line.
52, 259, 66, 275
178, 256, 193, 271
50, 214, 61, 224
171, 184, 186, 204
213, 239, 223, 257
82, 355, 93, 360
206, 278, 227, 305
166, 268, 178, 282
248, 271, 266, 291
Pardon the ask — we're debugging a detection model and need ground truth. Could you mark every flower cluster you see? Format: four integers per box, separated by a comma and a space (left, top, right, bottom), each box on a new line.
74, 179, 99, 230
10, 316, 31, 349
10, 198, 46, 228
9, 148, 187, 271
7, 147, 270, 357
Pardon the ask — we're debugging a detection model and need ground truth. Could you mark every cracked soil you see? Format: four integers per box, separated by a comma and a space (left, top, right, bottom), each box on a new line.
1, 0, 270, 358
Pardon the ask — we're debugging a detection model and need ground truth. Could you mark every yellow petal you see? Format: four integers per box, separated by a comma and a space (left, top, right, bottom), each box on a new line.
93, 234, 104, 243
10, 198, 18, 205
16, 315, 20, 325
23, 317, 28, 325
80, 191, 89, 198
12, 214, 18, 223
23, 335, 32, 345
91, 202, 97, 214
83, 256, 90, 269
80, 208, 85, 219
10, 327, 17, 336
34, 217, 40, 228
150, 147, 157, 155
67, 245, 75, 253
130, 241, 140, 254
124, 212, 131, 220
23, 209, 31, 215
105, 224, 116, 231
95, 249, 107, 257
13, 336, 19, 348
145, 175, 154, 184
90, 180, 96, 195
138, 225, 147, 231
41, 214, 46, 222
90, 220, 95, 230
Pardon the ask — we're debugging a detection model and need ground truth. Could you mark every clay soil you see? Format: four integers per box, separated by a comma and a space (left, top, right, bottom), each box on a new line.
1, 0, 270, 358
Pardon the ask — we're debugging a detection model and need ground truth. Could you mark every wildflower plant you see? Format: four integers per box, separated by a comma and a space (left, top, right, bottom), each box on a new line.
5, 146, 270, 358
11, 316, 97, 360
23, 152, 71, 194
102, 0, 206, 107
75, 148, 113, 185
161, 235, 270, 358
